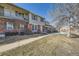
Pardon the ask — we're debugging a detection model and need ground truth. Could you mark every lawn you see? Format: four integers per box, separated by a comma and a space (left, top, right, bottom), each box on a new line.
1, 34, 79, 56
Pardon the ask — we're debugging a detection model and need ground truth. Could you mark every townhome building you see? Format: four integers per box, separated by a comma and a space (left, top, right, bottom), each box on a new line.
0, 3, 45, 37
29, 13, 45, 33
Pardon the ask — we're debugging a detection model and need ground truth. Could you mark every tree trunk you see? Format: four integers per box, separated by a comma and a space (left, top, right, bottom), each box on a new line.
67, 30, 70, 37
67, 18, 71, 37
67, 26, 71, 37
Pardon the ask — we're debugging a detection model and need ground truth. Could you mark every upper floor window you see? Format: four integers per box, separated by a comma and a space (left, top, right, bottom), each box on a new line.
20, 13, 24, 18
32, 14, 37, 20
0, 6, 4, 16
40, 18, 44, 22
15, 11, 19, 17
15, 11, 24, 18
24, 14, 29, 20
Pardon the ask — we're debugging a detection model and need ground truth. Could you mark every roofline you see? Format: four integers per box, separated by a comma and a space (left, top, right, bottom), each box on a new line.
7, 3, 45, 19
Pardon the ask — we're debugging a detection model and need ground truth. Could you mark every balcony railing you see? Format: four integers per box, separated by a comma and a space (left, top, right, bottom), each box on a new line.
24, 18, 29, 22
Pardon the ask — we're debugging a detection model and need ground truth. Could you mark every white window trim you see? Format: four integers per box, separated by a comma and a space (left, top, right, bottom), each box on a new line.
20, 24, 24, 29
6, 22, 14, 30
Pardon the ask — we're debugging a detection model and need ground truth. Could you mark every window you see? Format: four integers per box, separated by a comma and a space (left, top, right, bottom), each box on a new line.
6, 22, 14, 30
40, 18, 44, 22
20, 24, 24, 29
32, 14, 37, 20
20, 13, 24, 18
32, 25, 38, 30
35, 25, 37, 30
0, 6, 4, 16
15, 11, 20, 17
15, 11, 24, 18
32, 24, 34, 30
24, 14, 29, 19
14, 23, 19, 29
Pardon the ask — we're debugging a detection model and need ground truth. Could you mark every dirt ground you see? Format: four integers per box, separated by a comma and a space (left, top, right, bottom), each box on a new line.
1, 34, 79, 56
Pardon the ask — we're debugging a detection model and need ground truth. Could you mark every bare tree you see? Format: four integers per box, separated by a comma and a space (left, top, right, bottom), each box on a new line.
49, 3, 79, 37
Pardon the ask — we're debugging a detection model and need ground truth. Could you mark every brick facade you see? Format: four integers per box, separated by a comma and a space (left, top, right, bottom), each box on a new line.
0, 4, 45, 36
0, 18, 27, 34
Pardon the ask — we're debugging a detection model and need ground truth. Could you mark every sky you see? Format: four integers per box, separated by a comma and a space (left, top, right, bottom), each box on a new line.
15, 3, 56, 22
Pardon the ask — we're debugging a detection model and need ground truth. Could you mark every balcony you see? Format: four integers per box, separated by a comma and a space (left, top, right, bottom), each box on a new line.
0, 6, 4, 16
24, 18, 29, 22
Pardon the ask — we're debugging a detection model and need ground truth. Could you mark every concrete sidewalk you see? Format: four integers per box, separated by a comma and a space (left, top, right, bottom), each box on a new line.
0, 34, 51, 53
